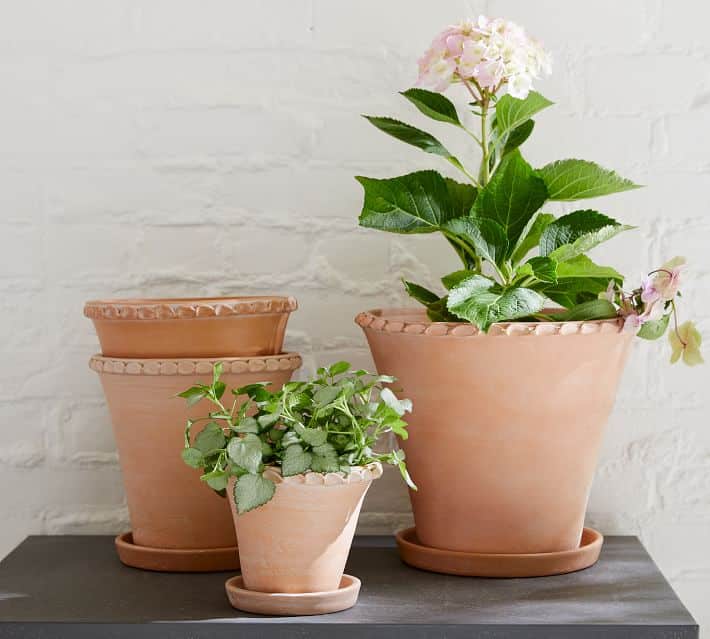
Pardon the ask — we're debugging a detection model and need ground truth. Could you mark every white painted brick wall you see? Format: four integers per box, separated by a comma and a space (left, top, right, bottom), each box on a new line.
0, 0, 708, 628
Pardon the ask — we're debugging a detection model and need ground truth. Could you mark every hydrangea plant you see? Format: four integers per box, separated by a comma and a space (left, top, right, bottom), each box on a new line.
357, 16, 702, 365
179, 362, 415, 514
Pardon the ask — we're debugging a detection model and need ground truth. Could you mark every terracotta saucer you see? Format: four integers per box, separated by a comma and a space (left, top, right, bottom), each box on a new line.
225, 574, 361, 615
396, 527, 603, 578
115, 532, 240, 573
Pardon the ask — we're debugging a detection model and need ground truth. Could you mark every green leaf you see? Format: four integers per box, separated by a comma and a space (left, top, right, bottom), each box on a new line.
310, 443, 340, 473
637, 313, 671, 340
403, 280, 440, 305
257, 413, 280, 429
443, 216, 508, 265
313, 385, 340, 406
363, 116, 465, 172
441, 269, 476, 290
519, 256, 558, 283
425, 297, 457, 322
212, 362, 223, 385
537, 159, 642, 201
539, 277, 610, 308
510, 212, 555, 265
234, 416, 259, 434
555, 255, 624, 282
281, 444, 313, 476
213, 381, 226, 400
227, 434, 263, 474
234, 473, 276, 514
356, 171, 455, 234
181, 447, 203, 469
540, 210, 632, 261
446, 275, 545, 331
444, 178, 477, 218
328, 361, 351, 376
202, 470, 228, 491
472, 150, 548, 249
549, 299, 618, 321
299, 427, 328, 447
177, 386, 207, 407
502, 119, 535, 156
193, 422, 226, 454
494, 91, 554, 140
400, 88, 462, 126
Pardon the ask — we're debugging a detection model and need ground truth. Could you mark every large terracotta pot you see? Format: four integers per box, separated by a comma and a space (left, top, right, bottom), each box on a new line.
228, 463, 382, 593
356, 308, 633, 555
84, 296, 297, 358
90, 353, 302, 551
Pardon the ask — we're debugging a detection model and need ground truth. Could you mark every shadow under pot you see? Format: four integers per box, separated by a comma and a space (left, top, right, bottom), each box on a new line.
84, 296, 298, 358
90, 353, 302, 572
356, 308, 633, 577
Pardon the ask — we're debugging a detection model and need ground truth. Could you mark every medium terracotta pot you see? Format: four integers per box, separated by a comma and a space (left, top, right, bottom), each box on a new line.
90, 353, 302, 551
84, 296, 297, 358
228, 463, 382, 593
356, 308, 633, 555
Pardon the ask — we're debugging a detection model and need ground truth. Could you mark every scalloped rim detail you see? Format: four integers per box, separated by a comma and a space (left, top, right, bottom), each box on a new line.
84, 296, 298, 321
89, 353, 302, 375
355, 309, 624, 337
263, 462, 383, 486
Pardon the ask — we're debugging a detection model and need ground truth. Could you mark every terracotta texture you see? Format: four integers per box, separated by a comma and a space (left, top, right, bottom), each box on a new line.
84, 296, 297, 358
115, 532, 240, 573
356, 308, 633, 555
228, 463, 382, 594
225, 574, 361, 615
90, 353, 302, 555
396, 527, 603, 577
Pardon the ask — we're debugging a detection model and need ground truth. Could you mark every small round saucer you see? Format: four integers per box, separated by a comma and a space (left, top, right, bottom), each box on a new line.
115, 532, 240, 573
396, 527, 603, 578
225, 574, 361, 615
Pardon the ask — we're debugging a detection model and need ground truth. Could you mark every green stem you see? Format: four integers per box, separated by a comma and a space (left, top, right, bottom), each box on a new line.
479, 97, 490, 187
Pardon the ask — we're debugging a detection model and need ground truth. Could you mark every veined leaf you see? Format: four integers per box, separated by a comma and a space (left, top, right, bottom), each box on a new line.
193, 422, 226, 454
494, 91, 554, 140
281, 444, 312, 476
442, 216, 508, 265
637, 313, 670, 340
549, 299, 618, 321
511, 212, 555, 265
400, 88, 462, 126
356, 170, 455, 233
555, 255, 624, 281
363, 116, 465, 173
403, 280, 440, 305
501, 119, 535, 157
447, 275, 545, 331
227, 433, 263, 474
234, 473, 276, 514
310, 443, 340, 472
540, 209, 632, 261
539, 277, 610, 308
518, 256, 558, 283
537, 159, 642, 201
441, 269, 476, 290
472, 150, 548, 249
444, 178, 477, 218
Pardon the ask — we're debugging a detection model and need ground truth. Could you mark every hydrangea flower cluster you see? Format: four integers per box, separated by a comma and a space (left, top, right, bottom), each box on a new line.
417, 16, 551, 98
608, 257, 703, 366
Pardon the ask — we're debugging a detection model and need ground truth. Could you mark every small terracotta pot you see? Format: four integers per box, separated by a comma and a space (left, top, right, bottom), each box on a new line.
84, 297, 297, 358
90, 353, 302, 552
357, 308, 633, 555
228, 463, 382, 593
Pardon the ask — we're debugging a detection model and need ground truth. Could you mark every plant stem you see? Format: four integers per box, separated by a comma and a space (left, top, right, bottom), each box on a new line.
479, 96, 490, 186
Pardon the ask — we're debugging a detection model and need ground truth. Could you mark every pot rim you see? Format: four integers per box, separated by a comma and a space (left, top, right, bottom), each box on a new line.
84, 296, 298, 321
89, 352, 302, 375
356, 307, 624, 338
262, 462, 383, 486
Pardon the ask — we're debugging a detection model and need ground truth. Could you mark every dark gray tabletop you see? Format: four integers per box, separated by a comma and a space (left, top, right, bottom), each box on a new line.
0, 535, 698, 638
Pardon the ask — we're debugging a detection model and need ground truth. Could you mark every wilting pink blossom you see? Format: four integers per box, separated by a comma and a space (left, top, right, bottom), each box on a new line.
652, 256, 685, 301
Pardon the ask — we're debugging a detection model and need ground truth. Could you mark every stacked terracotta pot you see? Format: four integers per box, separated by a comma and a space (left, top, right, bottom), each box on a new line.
85, 296, 301, 572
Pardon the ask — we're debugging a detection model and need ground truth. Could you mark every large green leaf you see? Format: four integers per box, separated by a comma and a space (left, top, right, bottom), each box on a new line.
227, 433, 263, 474
281, 444, 312, 476
234, 473, 276, 514
555, 255, 624, 281
193, 422, 226, 454
444, 178, 477, 218
310, 443, 340, 472
403, 280, 440, 305
537, 159, 642, 201
510, 212, 555, 264
356, 171, 455, 233
441, 269, 476, 290
518, 256, 558, 283
549, 299, 618, 321
400, 88, 462, 126
494, 91, 554, 140
363, 116, 465, 173
540, 210, 632, 261
447, 275, 545, 331
501, 119, 535, 157
539, 277, 609, 308
472, 150, 548, 249
442, 217, 508, 265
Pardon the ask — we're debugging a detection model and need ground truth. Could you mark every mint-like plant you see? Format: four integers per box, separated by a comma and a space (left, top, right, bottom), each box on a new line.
179, 362, 415, 514
356, 17, 701, 365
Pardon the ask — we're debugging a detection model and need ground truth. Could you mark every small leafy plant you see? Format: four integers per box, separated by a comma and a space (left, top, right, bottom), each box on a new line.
357, 16, 701, 364
179, 361, 415, 514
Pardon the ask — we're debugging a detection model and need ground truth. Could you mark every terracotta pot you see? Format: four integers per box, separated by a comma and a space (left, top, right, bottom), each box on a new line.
228, 463, 382, 593
90, 353, 302, 551
356, 308, 633, 555
84, 296, 297, 358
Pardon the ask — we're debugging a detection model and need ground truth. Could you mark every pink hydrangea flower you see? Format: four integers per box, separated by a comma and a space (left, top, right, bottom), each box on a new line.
416, 16, 551, 98
652, 256, 685, 301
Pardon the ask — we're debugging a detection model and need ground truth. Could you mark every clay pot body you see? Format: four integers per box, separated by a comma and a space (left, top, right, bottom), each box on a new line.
357, 308, 633, 555
90, 354, 302, 550
228, 464, 382, 593
84, 297, 297, 358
